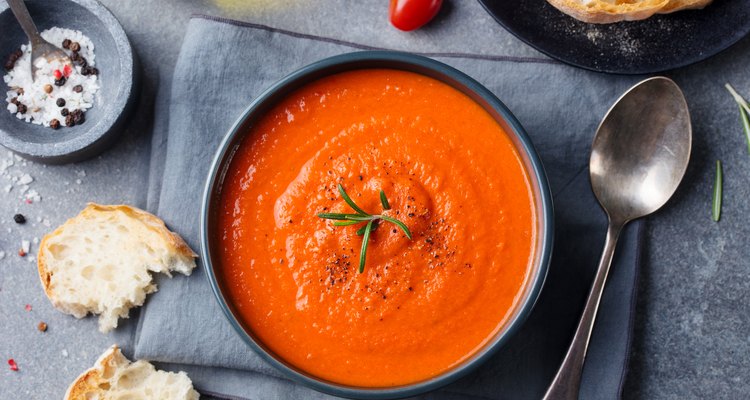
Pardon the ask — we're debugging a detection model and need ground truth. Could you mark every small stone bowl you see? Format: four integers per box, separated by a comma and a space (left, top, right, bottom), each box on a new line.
0, 0, 137, 164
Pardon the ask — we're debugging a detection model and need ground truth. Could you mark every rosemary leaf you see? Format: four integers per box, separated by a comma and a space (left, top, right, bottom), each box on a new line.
360, 220, 374, 273
338, 184, 370, 216
333, 220, 361, 226
380, 190, 391, 210
713, 160, 722, 222
726, 84, 750, 117
318, 212, 357, 220
740, 105, 750, 154
380, 215, 413, 239
344, 215, 375, 221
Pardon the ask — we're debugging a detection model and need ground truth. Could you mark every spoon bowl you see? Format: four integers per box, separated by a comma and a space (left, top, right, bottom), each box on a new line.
544, 77, 692, 400
6, 0, 73, 80
590, 77, 692, 223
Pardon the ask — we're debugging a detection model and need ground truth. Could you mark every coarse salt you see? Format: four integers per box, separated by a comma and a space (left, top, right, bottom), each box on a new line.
4, 27, 99, 128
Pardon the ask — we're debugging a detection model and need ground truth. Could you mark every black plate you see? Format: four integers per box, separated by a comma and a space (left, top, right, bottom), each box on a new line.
478, 0, 750, 74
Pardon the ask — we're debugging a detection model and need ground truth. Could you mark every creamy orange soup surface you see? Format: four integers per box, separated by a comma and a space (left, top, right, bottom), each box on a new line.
217, 68, 536, 387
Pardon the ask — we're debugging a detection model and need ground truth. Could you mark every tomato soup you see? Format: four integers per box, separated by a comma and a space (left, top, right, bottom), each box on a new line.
217, 69, 536, 387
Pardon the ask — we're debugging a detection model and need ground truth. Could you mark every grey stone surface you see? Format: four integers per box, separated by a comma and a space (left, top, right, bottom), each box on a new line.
0, 0, 748, 399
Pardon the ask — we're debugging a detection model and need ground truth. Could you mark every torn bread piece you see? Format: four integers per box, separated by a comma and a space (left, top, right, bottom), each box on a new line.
65, 345, 199, 400
546, 0, 712, 24
38, 203, 197, 333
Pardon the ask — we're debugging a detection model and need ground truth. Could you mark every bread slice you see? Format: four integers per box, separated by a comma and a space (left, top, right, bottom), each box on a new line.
65, 345, 199, 400
546, 0, 712, 24
38, 203, 197, 333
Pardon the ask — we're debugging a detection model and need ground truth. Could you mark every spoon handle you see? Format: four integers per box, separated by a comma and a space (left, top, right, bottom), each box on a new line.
6, 0, 42, 43
543, 219, 625, 400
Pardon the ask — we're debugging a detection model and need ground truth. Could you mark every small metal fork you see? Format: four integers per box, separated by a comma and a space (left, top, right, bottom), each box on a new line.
6, 0, 72, 81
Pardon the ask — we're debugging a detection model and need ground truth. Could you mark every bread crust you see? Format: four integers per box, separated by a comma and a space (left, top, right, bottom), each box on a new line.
65, 345, 198, 400
546, 0, 712, 24
37, 203, 197, 317
64, 345, 124, 400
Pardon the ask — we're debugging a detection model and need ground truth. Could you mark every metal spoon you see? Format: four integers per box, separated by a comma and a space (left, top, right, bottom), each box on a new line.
6, 0, 72, 81
543, 77, 692, 400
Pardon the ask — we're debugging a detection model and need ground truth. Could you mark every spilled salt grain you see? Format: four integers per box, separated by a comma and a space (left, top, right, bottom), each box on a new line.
21, 240, 30, 254
25, 190, 41, 202
17, 173, 32, 185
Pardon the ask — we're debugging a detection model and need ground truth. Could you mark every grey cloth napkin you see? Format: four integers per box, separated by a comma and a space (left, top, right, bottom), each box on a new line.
135, 15, 645, 399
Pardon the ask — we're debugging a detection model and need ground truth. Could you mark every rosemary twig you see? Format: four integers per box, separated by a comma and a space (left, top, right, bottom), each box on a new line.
317, 184, 412, 272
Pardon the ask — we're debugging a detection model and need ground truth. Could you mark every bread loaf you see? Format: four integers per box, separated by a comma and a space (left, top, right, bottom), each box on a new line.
546, 0, 713, 23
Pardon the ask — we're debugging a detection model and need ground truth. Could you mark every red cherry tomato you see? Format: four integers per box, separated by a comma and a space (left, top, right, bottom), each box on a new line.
389, 0, 443, 31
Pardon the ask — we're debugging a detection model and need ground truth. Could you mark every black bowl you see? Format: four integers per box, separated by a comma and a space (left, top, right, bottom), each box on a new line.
201, 51, 554, 399
0, 0, 137, 163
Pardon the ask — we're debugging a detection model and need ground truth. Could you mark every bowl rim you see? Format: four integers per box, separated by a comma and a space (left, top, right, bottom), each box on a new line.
201, 51, 554, 399
0, 0, 135, 162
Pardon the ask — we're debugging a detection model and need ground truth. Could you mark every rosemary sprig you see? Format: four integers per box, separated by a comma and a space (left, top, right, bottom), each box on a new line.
713, 160, 722, 222
318, 184, 412, 273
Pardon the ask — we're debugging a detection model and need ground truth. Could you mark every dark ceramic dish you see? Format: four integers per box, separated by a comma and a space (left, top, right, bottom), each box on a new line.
0, 0, 137, 164
201, 52, 554, 399
478, 0, 750, 74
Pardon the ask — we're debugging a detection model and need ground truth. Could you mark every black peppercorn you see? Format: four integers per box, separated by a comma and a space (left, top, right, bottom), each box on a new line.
56, 98, 65, 107
73, 85, 83, 93
4, 60, 14, 71
77, 57, 87, 68
65, 114, 75, 127
13, 214, 26, 224
89, 67, 98, 76
54, 76, 66, 86
69, 42, 81, 52
61, 108, 69, 116
17, 104, 27, 114
50, 119, 60, 130
73, 111, 85, 125
62, 39, 71, 49
10, 97, 18, 105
